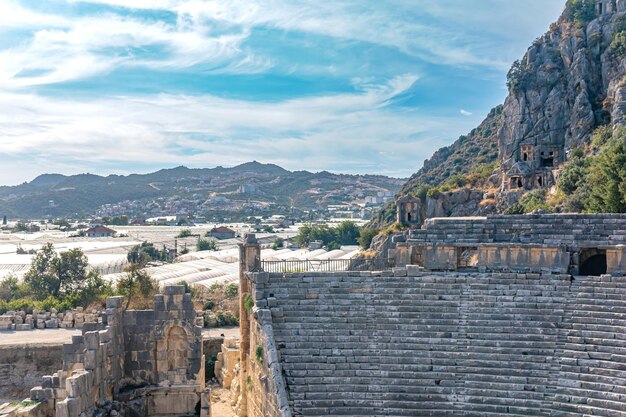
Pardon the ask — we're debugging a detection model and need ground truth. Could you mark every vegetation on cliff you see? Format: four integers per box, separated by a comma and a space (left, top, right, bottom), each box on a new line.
369, 106, 502, 226
370, 1, 626, 230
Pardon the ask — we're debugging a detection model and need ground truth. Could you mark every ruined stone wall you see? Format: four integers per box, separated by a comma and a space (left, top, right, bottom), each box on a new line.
0, 345, 63, 403
391, 214, 626, 274
233, 271, 290, 417
253, 269, 626, 416
1, 287, 207, 417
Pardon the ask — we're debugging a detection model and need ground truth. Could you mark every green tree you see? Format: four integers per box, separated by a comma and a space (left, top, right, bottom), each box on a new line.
197, 238, 218, 252
358, 228, 381, 250
334, 221, 360, 245
271, 238, 284, 250
116, 264, 158, 309
505, 190, 553, 214
558, 156, 588, 195
15, 221, 29, 232
53, 218, 70, 228
586, 132, 626, 212
564, 0, 596, 27
127, 241, 168, 266
24, 243, 105, 301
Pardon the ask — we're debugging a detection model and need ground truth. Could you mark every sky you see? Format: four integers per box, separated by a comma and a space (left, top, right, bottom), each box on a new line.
0, 0, 566, 185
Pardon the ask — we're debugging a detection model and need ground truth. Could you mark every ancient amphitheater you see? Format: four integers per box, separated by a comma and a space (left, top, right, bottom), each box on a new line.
5, 214, 626, 417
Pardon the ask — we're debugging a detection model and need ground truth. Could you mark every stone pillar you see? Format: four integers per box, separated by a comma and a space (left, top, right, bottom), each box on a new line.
237, 234, 260, 417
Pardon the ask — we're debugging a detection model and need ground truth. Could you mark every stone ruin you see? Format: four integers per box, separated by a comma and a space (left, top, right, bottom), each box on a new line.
0, 286, 209, 417
0, 307, 102, 331
389, 214, 626, 275
231, 220, 626, 417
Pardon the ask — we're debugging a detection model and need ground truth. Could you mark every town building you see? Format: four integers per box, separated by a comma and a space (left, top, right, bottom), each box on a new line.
85, 225, 116, 238
209, 226, 237, 240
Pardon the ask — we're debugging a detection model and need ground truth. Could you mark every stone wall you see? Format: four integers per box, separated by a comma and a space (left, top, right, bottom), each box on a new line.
246, 268, 626, 416
390, 214, 626, 274
1, 286, 208, 417
0, 346, 63, 403
245, 274, 290, 417
235, 235, 291, 417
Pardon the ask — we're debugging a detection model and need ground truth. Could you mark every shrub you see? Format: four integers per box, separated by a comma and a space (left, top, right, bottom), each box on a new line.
591, 125, 612, 149
271, 238, 284, 250
586, 129, 626, 212
215, 310, 239, 327
564, 0, 596, 27
507, 60, 536, 94
196, 238, 217, 252
176, 229, 192, 238
358, 228, 380, 250
243, 294, 254, 312
255, 346, 264, 364
224, 284, 238, 298
612, 30, 626, 57
558, 157, 588, 195
505, 190, 553, 214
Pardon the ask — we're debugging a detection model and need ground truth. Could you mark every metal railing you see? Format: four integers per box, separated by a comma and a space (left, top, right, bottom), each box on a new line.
260, 258, 394, 273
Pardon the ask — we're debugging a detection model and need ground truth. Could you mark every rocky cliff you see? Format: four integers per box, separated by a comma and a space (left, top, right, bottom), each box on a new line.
371, 0, 626, 227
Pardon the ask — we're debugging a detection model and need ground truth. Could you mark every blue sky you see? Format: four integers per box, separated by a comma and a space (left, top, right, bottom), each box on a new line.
0, 0, 565, 185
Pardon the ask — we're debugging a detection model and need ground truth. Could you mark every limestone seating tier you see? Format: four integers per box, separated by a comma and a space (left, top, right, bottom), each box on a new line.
257, 271, 626, 417
407, 214, 626, 246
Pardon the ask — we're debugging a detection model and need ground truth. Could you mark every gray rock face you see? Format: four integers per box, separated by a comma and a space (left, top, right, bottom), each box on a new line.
498, 8, 626, 200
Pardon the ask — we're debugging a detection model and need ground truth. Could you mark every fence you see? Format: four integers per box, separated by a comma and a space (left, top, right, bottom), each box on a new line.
260, 258, 394, 273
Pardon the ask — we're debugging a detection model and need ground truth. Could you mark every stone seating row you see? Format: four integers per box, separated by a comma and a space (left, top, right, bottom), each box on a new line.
266, 274, 626, 416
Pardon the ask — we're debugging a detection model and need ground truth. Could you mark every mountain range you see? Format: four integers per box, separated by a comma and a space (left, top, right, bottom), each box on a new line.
0, 162, 404, 219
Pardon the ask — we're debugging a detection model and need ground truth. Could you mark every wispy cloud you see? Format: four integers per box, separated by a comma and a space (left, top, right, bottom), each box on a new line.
0, 0, 566, 184
0, 75, 468, 183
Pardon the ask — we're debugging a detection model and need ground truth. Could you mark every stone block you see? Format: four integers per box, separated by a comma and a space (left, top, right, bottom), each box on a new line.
164, 285, 185, 295
105, 296, 124, 309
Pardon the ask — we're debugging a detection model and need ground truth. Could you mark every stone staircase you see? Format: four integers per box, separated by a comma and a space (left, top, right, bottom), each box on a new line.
267, 272, 626, 416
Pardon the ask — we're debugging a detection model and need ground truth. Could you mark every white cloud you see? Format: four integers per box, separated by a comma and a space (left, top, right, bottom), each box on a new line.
0, 1, 68, 28
0, 3, 267, 88
0, 75, 468, 183
460, 109, 472, 116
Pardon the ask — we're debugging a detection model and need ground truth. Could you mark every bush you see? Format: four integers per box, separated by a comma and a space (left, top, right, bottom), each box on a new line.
215, 310, 239, 327
224, 284, 238, 298
505, 190, 553, 214
507, 60, 536, 94
176, 229, 192, 238
243, 293, 254, 312
128, 241, 170, 265
586, 129, 626, 212
197, 238, 218, 252
358, 228, 380, 250
293, 221, 360, 249
446, 174, 469, 189
558, 157, 588, 195
564, 0, 596, 27
271, 238, 284, 250
591, 125, 612, 149
611, 30, 626, 56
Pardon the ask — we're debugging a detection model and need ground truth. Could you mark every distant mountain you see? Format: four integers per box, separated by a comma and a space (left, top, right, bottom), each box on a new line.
0, 162, 404, 219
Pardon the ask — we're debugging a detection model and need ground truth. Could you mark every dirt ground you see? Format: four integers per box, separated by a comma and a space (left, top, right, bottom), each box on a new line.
210, 385, 237, 417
